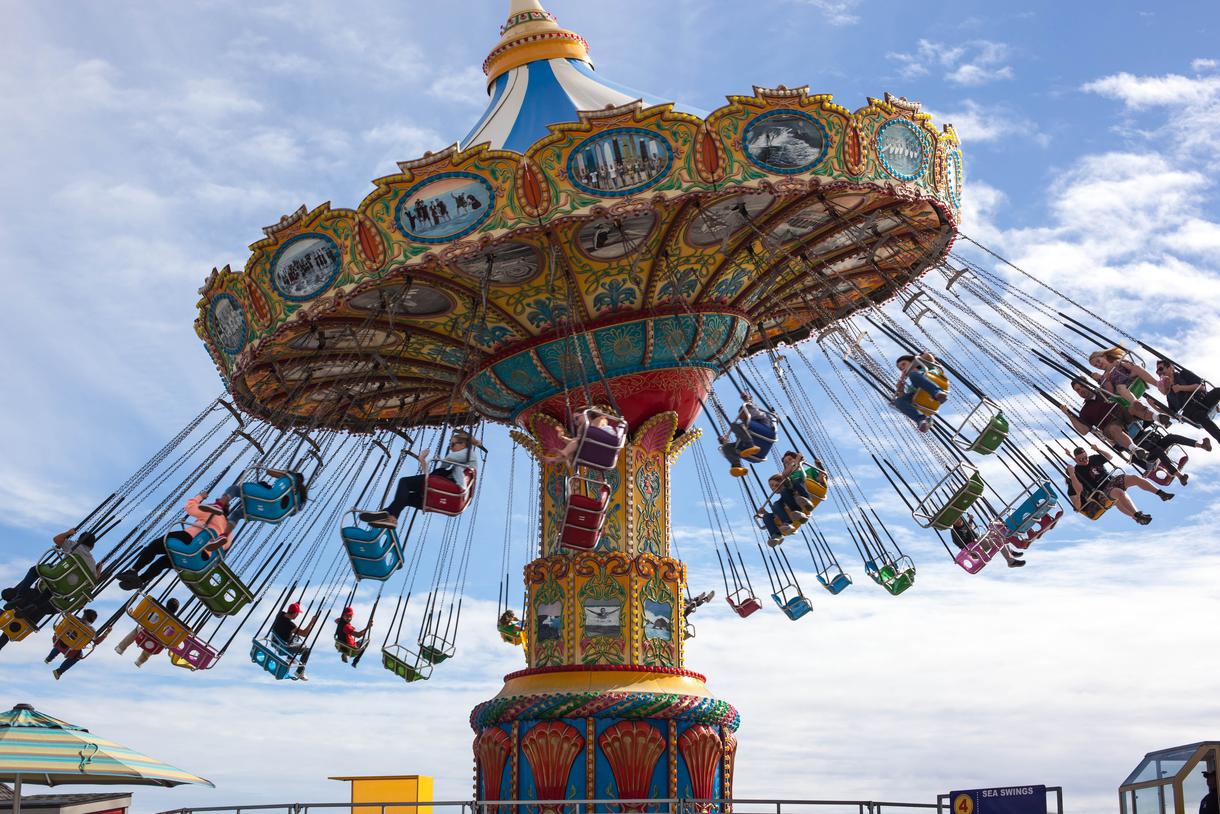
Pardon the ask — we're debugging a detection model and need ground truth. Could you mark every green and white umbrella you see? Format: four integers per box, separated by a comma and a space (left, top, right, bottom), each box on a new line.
0, 704, 212, 814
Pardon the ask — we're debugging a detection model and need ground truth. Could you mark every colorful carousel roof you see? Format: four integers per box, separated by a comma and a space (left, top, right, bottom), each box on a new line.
463, 0, 704, 153
195, 0, 963, 432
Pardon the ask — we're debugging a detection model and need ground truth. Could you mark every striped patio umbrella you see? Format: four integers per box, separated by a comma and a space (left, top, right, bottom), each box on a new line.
0, 704, 212, 814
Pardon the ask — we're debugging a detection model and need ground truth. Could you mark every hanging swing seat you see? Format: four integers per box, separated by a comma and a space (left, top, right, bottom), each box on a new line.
341, 513, 404, 581
36, 550, 97, 599
1104, 375, 1148, 407
953, 521, 1008, 575
497, 621, 526, 645
741, 417, 778, 463
335, 637, 370, 660
178, 561, 254, 617
418, 634, 455, 664
771, 590, 813, 621
52, 614, 97, 654
170, 635, 218, 671
423, 471, 475, 516
1010, 508, 1063, 550
1078, 490, 1115, 521
913, 465, 986, 530
250, 636, 301, 681
911, 367, 951, 417
952, 399, 1009, 455
238, 469, 303, 524
1143, 452, 1188, 487
0, 609, 36, 643
572, 409, 629, 471
165, 528, 228, 574
816, 566, 852, 595
865, 557, 917, 595
132, 629, 166, 656
1002, 482, 1059, 537
560, 477, 611, 551
725, 588, 763, 618
129, 596, 190, 649
382, 645, 434, 682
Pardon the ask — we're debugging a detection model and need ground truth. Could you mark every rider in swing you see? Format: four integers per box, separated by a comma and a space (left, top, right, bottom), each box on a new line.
891, 352, 948, 433
718, 393, 778, 477
360, 431, 484, 529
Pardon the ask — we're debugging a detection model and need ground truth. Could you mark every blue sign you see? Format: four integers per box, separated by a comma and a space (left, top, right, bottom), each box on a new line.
949, 785, 1047, 814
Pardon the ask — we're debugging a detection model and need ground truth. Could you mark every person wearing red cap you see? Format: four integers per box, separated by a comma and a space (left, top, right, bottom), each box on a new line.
271, 601, 317, 680
117, 493, 233, 590
334, 606, 372, 667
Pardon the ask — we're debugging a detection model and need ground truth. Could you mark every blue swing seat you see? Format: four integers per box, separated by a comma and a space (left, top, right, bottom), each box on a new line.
240, 476, 300, 524
1003, 482, 1058, 536
817, 567, 853, 595
341, 520, 404, 582
742, 418, 778, 463
772, 591, 813, 620
166, 529, 227, 574
250, 636, 300, 681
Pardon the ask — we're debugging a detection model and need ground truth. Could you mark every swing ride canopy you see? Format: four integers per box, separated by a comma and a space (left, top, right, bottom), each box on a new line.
195, 0, 964, 432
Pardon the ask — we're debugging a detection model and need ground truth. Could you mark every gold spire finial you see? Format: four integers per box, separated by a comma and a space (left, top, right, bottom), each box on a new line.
483, 0, 590, 87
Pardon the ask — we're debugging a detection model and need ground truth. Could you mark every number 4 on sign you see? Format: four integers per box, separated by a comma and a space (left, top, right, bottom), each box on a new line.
955, 794, 975, 814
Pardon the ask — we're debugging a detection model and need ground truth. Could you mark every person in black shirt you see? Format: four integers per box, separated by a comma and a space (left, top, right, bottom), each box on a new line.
270, 602, 318, 681
1156, 360, 1220, 442
1201, 768, 1217, 814
1067, 446, 1172, 525
1131, 422, 1212, 485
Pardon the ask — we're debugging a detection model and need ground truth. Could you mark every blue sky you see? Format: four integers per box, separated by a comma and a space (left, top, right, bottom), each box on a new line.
2, 2, 1219, 813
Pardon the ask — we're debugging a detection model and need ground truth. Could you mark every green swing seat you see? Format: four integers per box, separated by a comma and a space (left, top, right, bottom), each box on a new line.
37, 553, 97, 614
967, 412, 1009, 455
180, 562, 254, 617
921, 472, 986, 531
382, 645, 433, 682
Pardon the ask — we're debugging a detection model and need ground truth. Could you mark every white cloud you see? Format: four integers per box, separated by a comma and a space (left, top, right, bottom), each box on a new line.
1191, 57, 1218, 73
1082, 71, 1220, 108
925, 100, 1049, 147
788, 0, 864, 26
428, 65, 490, 107
888, 39, 1014, 86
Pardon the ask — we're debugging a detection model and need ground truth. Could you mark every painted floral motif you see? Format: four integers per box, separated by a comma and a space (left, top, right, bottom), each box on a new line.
593, 279, 639, 312
526, 298, 569, 329
710, 268, 750, 301
658, 268, 699, 302
598, 325, 645, 367
634, 457, 664, 556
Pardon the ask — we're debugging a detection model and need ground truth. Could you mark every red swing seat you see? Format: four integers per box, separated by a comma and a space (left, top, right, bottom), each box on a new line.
423, 470, 474, 516
560, 477, 611, 551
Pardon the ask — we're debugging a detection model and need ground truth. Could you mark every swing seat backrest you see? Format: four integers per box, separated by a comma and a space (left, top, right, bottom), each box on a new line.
129, 596, 190, 648
179, 563, 254, 617
561, 479, 610, 551
382, 645, 433, 682
335, 637, 369, 657
1081, 492, 1115, 521
968, 411, 1010, 455
36, 552, 97, 597
52, 615, 96, 652
48, 582, 93, 615
250, 637, 298, 681
772, 592, 813, 621
816, 568, 852, 595
240, 476, 299, 523
1003, 482, 1058, 535
911, 369, 951, 417
954, 545, 989, 575
0, 609, 36, 642
574, 416, 628, 470
498, 623, 525, 645
1011, 509, 1063, 550
883, 570, 916, 596
424, 472, 473, 516
341, 522, 404, 582
925, 473, 986, 530
418, 635, 455, 664
803, 470, 830, 505
1143, 451, 1188, 487
133, 629, 166, 655
743, 418, 777, 461
171, 634, 218, 670
166, 529, 227, 574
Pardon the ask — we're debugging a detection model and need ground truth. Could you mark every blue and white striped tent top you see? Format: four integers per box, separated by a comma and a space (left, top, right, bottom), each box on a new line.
461, 57, 706, 154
